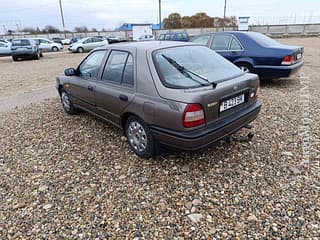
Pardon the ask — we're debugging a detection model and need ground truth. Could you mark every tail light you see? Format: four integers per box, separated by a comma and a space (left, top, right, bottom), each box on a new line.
281, 55, 294, 65
183, 104, 206, 128
253, 83, 259, 101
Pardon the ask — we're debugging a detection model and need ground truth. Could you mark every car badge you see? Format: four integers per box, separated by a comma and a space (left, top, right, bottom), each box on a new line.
233, 85, 239, 91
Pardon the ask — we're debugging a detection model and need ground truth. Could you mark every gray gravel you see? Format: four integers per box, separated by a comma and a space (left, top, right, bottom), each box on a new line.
0, 39, 319, 239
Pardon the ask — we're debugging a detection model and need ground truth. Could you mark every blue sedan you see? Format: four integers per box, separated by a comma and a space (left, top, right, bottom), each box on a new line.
190, 31, 303, 79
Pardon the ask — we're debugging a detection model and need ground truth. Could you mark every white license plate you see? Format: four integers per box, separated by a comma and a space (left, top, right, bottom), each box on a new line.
220, 94, 245, 112
297, 53, 302, 59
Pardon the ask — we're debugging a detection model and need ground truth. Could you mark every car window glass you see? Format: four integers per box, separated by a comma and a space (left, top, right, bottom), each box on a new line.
102, 51, 129, 84
83, 38, 91, 44
230, 37, 242, 50
122, 54, 134, 86
79, 50, 106, 78
165, 34, 171, 40
0, 43, 4, 47
191, 35, 210, 45
159, 35, 165, 40
211, 34, 231, 51
154, 45, 243, 89
170, 34, 175, 40
12, 39, 30, 46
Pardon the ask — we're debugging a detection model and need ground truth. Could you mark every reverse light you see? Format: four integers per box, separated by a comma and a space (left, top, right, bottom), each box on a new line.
183, 104, 206, 128
281, 55, 294, 65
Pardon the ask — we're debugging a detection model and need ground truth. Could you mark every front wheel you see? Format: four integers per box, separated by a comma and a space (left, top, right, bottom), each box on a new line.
60, 90, 77, 114
52, 46, 59, 52
125, 116, 156, 158
77, 47, 84, 53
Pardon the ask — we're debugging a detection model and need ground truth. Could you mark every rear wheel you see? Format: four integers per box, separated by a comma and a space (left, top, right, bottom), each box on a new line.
125, 116, 156, 158
34, 51, 40, 60
236, 63, 254, 73
52, 46, 59, 52
77, 47, 84, 53
12, 56, 18, 61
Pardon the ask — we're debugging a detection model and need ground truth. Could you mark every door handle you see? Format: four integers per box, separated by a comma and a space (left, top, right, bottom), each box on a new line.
119, 94, 128, 102
231, 51, 238, 55
88, 85, 94, 91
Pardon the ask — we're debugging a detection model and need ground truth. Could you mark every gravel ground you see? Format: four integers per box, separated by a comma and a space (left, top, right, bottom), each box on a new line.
0, 37, 319, 239
0, 50, 85, 99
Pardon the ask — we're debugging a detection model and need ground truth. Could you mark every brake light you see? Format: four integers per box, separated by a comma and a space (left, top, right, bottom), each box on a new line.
281, 55, 294, 65
183, 104, 205, 128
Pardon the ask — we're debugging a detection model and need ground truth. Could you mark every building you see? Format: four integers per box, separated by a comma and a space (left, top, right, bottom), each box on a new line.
116, 23, 164, 31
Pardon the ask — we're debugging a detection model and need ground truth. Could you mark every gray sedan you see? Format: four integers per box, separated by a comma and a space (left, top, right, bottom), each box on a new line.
68, 37, 108, 53
57, 41, 261, 158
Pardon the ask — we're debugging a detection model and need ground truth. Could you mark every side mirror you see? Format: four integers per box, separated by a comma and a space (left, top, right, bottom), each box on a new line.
64, 68, 77, 76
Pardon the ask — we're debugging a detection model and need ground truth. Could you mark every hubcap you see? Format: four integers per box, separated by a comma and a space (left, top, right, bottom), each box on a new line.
240, 66, 250, 73
127, 121, 147, 153
61, 92, 71, 111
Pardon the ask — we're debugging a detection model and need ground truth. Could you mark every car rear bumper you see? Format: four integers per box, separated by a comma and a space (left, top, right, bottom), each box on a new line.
150, 101, 261, 151
254, 61, 303, 79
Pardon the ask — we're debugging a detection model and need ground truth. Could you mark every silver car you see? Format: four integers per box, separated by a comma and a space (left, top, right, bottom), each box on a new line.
57, 41, 261, 158
0, 41, 11, 56
68, 37, 108, 53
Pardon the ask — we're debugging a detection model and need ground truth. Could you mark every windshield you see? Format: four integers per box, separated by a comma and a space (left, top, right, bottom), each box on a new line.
153, 45, 243, 89
247, 32, 280, 47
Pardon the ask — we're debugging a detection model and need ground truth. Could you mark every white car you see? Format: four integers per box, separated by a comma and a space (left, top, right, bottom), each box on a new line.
68, 37, 108, 53
139, 35, 155, 41
61, 38, 71, 45
33, 38, 63, 52
0, 41, 11, 56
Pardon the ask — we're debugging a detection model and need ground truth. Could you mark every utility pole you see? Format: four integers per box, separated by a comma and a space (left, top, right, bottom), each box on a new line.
223, 0, 227, 31
59, 0, 66, 38
159, 0, 162, 29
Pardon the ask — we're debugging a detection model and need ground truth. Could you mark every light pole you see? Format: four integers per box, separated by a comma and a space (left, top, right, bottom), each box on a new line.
223, 0, 227, 31
159, 0, 162, 29
59, 0, 66, 38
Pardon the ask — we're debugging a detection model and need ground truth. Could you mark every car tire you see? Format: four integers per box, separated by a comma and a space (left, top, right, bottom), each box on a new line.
40, 52, 43, 57
34, 51, 40, 60
77, 47, 84, 53
236, 63, 254, 73
125, 116, 156, 158
60, 90, 77, 115
52, 46, 59, 52
12, 56, 18, 61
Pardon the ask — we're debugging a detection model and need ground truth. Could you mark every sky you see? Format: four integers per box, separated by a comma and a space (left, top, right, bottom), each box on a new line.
0, 0, 320, 33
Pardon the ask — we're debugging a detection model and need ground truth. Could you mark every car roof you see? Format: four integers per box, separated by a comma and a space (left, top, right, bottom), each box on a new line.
95, 41, 197, 52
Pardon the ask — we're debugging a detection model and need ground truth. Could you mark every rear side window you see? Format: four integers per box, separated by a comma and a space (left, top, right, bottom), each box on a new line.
102, 50, 134, 86
191, 35, 210, 45
159, 35, 165, 40
165, 34, 171, 40
211, 34, 232, 51
230, 37, 243, 50
79, 50, 106, 78
12, 39, 30, 46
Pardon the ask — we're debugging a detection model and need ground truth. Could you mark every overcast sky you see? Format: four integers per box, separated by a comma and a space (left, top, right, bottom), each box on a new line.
0, 0, 320, 32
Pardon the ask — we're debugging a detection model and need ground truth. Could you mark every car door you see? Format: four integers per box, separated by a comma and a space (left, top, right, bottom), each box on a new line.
67, 50, 107, 111
39, 39, 51, 51
211, 34, 244, 62
82, 38, 93, 51
91, 37, 106, 49
0, 42, 11, 55
95, 49, 136, 126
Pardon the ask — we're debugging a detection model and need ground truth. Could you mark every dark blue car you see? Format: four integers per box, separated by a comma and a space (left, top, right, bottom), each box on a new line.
158, 32, 190, 42
191, 31, 303, 79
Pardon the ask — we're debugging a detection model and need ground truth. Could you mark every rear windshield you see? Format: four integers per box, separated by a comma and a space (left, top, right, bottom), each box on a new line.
153, 45, 243, 89
247, 32, 279, 47
12, 39, 30, 46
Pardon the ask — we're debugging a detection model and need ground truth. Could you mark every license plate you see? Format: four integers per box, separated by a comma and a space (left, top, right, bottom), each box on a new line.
220, 94, 245, 112
297, 53, 302, 59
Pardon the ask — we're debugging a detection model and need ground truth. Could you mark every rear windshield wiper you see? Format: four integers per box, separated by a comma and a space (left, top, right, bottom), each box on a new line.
162, 54, 217, 88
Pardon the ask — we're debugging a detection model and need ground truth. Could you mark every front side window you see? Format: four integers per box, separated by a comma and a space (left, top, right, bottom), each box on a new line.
211, 34, 232, 51
153, 46, 243, 89
79, 50, 106, 78
102, 50, 134, 86
191, 35, 210, 45
159, 35, 165, 40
